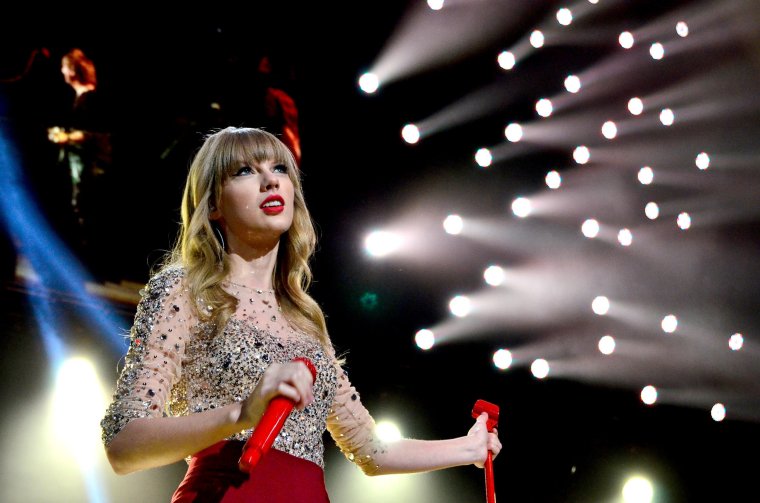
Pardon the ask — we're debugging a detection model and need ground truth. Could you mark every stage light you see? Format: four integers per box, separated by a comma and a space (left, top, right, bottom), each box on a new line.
677, 212, 691, 230
475, 148, 493, 168
493, 349, 513, 370
623, 476, 654, 503
650, 42, 665, 60
364, 231, 402, 257
573, 146, 590, 164
602, 120, 618, 139
545, 170, 562, 189
556, 8, 573, 26
443, 215, 464, 235
530, 30, 545, 48
659, 108, 674, 126
711, 403, 726, 422
661, 314, 678, 333
676, 21, 689, 37
641, 385, 658, 405
511, 197, 532, 218
582, 218, 600, 238
505, 123, 523, 142
729, 333, 744, 351
376, 421, 403, 442
696, 152, 710, 170
592, 295, 610, 315
618, 228, 633, 246
536, 98, 553, 118
564, 75, 581, 93
427, 0, 444, 10
415, 329, 435, 350
638, 166, 654, 185
498, 51, 516, 70
359, 73, 380, 94
402, 124, 420, 144
619, 31, 634, 49
628, 97, 644, 115
645, 202, 659, 220
484, 265, 505, 286
449, 295, 472, 317
531, 359, 550, 379
588, 0, 598, 3
598, 335, 616, 355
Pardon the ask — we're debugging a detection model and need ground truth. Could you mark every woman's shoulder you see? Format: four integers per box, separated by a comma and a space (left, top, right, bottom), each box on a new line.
142, 265, 187, 299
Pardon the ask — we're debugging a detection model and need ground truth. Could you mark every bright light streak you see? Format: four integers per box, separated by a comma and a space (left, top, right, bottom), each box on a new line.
661, 314, 678, 333
531, 359, 549, 379
581, 218, 600, 238
358, 73, 380, 94
592, 295, 610, 315
511, 197, 532, 218
696, 152, 710, 170
401, 124, 420, 144
711, 403, 726, 422
638, 166, 654, 185
376, 421, 403, 442
365, 231, 402, 257
623, 476, 654, 503
498, 51, 516, 70
443, 215, 464, 235
505, 123, 523, 142
415, 329, 435, 350
602, 121, 618, 139
449, 295, 471, 317
659, 108, 674, 126
484, 265, 505, 286
530, 30, 545, 48
564, 75, 581, 93
545, 170, 562, 189
676, 21, 689, 37
475, 148, 493, 168
619, 31, 634, 49
729, 333, 744, 351
645, 202, 659, 220
493, 349, 513, 370
536, 98, 553, 118
556, 8, 573, 26
677, 212, 691, 230
598, 335, 616, 355
618, 228, 633, 246
573, 146, 590, 164
427, 0, 445, 10
628, 97, 644, 115
641, 385, 658, 405
650, 42, 665, 60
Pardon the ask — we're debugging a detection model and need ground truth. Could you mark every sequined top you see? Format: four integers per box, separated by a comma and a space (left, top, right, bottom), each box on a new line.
100, 266, 386, 472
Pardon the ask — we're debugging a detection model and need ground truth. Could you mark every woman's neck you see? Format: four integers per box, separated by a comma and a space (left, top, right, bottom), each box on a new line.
225, 241, 280, 290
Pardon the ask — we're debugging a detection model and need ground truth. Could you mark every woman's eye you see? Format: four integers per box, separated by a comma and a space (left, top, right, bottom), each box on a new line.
273, 164, 288, 174
235, 166, 254, 176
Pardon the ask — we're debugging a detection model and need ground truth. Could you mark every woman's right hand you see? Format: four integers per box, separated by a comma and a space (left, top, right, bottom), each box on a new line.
238, 361, 316, 428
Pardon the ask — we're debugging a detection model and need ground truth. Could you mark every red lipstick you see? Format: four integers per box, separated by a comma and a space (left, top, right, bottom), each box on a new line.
260, 194, 285, 215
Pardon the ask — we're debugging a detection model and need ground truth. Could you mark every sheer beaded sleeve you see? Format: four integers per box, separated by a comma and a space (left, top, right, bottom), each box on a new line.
326, 365, 388, 475
100, 267, 194, 446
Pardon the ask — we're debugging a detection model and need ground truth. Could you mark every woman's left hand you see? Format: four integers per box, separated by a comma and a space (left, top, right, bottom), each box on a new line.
467, 412, 502, 468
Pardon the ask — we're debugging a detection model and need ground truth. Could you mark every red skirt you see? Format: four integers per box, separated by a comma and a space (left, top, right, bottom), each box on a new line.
171, 441, 330, 503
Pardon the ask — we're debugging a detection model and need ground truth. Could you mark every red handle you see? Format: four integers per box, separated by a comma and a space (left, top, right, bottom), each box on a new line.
485, 451, 495, 503
472, 399, 499, 503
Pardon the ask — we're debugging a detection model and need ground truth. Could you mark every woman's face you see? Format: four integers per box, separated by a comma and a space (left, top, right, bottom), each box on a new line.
212, 159, 295, 250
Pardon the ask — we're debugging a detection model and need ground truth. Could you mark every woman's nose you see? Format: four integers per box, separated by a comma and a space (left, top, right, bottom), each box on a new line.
261, 170, 279, 190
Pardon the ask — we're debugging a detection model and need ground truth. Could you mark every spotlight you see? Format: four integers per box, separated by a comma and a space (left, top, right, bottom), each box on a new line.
530, 30, 545, 48
581, 218, 600, 238
618, 228, 633, 246
505, 123, 523, 142
375, 421, 403, 442
602, 120, 618, 139
729, 333, 744, 351
695, 152, 710, 170
536, 98, 553, 118
511, 197, 532, 218
638, 166, 654, 185
619, 31, 634, 49
402, 124, 420, 144
645, 202, 660, 220
623, 476, 654, 503
493, 349, 513, 370
641, 385, 658, 405
358, 73, 380, 94
449, 295, 471, 317
364, 231, 402, 257
659, 108, 674, 126
475, 148, 493, 168
556, 8, 573, 26
588, 0, 598, 3
443, 214, 464, 235
592, 295, 610, 315
628, 97, 644, 115
531, 359, 549, 379
545, 170, 562, 189
573, 146, 590, 164
598, 335, 616, 355
650, 42, 665, 60
661, 314, 678, 333
564, 75, 581, 93
415, 329, 435, 350
498, 51, 516, 70
677, 212, 691, 230
484, 265, 505, 286
711, 403, 726, 422
676, 21, 689, 37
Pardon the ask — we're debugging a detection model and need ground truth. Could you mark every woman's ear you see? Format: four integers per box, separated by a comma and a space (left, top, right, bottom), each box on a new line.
209, 200, 222, 221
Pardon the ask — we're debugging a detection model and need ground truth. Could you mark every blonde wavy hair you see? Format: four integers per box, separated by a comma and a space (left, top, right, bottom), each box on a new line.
162, 127, 330, 348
